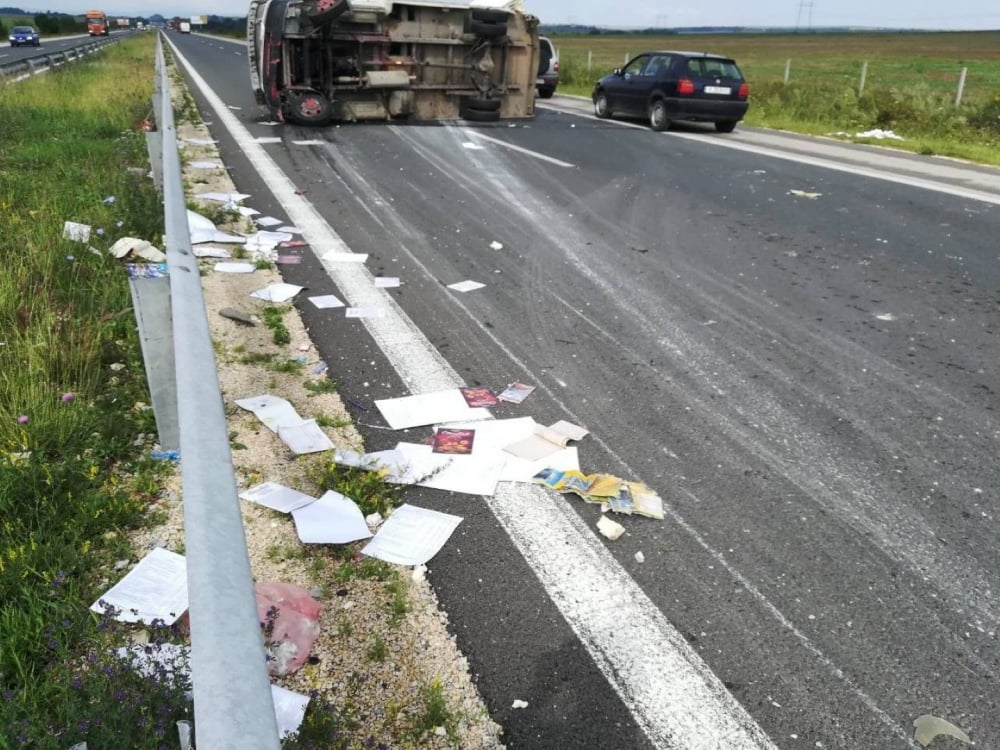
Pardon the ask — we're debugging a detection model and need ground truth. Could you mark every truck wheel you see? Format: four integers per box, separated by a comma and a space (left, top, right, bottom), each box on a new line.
470, 8, 509, 23
468, 20, 506, 37
461, 105, 501, 123
464, 97, 501, 113
289, 92, 333, 125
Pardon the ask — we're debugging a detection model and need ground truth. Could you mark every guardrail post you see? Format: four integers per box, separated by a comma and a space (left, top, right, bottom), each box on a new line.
154, 36, 281, 750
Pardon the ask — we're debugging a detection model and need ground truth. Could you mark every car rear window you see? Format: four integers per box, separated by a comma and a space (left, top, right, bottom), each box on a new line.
685, 58, 742, 80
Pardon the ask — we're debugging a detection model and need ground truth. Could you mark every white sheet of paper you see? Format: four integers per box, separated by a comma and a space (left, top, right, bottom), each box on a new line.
90, 548, 188, 625
250, 283, 303, 302
190, 160, 222, 169
213, 262, 256, 274
345, 307, 384, 318
272, 684, 310, 740
309, 294, 345, 309
237, 206, 260, 217
277, 419, 334, 454
277, 226, 303, 234
447, 280, 485, 293
503, 419, 588, 463
375, 389, 491, 430
192, 246, 231, 258
255, 216, 284, 227
196, 191, 250, 203
292, 139, 326, 146
362, 504, 463, 565
392, 443, 504, 496
462, 142, 484, 150
254, 137, 282, 144
235, 394, 301, 433
322, 252, 368, 263
502, 446, 580, 482
63, 221, 91, 242
239, 481, 317, 513
190, 229, 247, 245
374, 277, 400, 288
291, 490, 372, 544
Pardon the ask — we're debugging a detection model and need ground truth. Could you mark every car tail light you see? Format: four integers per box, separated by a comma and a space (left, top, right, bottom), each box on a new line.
677, 78, 695, 95
738, 82, 749, 98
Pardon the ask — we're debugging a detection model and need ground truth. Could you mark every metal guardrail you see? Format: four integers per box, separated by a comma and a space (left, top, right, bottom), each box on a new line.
152, 36, 281, 749
0, 37, 118, 80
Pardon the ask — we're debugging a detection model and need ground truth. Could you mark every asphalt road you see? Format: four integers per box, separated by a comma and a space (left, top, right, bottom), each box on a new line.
168, 32, 999, 750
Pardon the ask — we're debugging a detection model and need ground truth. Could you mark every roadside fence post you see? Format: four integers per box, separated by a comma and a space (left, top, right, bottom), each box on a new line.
955, 67, 967, 106
859, 60, 868, 96
587, 50, 592, 73
783, 58, 791, 84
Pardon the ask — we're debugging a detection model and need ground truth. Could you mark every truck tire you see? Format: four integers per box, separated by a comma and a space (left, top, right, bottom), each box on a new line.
470, 8, 509, 23
289, 91, 333, 125
464, 97, 501, 112
468, 20, 506, 37
461, 105, 501, 123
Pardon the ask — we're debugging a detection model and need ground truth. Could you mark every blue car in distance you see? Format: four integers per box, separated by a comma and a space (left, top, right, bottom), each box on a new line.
9, 26, 40, 47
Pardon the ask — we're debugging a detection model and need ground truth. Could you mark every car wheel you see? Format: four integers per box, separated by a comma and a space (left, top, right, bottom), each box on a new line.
538, 87, 555, 99
594, 91, 611, 119
648, 99, 670, 131
288, 91, 333, 125
468, 19, 506, 37
715, 120, 738, 133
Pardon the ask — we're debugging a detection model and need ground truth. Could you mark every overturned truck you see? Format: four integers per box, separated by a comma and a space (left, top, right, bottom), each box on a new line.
248, 0, 540, 125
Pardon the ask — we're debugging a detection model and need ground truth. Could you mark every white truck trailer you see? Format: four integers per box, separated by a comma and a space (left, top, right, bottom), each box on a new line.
247, 0, 540, 124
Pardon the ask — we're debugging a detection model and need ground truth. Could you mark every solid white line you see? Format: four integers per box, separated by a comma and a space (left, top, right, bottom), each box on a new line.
463, 128, 576, 168
167, 39, 778, 748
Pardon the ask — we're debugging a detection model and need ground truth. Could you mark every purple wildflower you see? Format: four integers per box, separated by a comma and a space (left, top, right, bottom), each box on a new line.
17, 414, 28, 425
62, 392, 75, 403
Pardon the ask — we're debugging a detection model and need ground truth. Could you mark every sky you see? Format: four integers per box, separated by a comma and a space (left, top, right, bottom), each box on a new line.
33, 1, 1000, 30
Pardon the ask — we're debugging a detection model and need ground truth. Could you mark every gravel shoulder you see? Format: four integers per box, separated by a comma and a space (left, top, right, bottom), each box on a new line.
132, 73, 505, 749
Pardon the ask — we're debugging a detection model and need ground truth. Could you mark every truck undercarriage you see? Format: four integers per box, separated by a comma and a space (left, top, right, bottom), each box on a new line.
248, 0, 540, 125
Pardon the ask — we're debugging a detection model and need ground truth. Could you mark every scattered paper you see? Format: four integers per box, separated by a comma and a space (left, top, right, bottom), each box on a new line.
345, 307, 385, 318
462, 142, 485, 150
788, 189, 822, 199
214, 262, 256, 274
497, 381, 535, 404
322, 252, 368, 263
235, 394, 301, 433
277, 419, 334, 454
196, 191, 250, 203
272, 685, 310, 740
375, 277, 400, 288
375, 389, 491, 430
432, 428, 475, 454
489, 241, 503, 250
277, 226, 303, 234
255, 216, 284, 227
362, 504, 463, 566
913, 715, 971, 747
460, 386, 499, 408
447, 280, 485, 293
254, 136, 283, 144
391, 443, 505, 495
292, 139, 326, 146
91, 548, 188, 625
309, 294, 345, 309
239, 482, 316, 513
192, 246, 231, 258
189, 160, 223, 169
504, 420, 588, 462
187, 210, 247, 245
63, 221, 91, 242
291, 490, 372, 543
251, 283, 304, 302
238, 207, 260, 217
533, 468, 665, 520
856, 128, 904, 140
597, 515, 625, 541
109, 237, 166, 262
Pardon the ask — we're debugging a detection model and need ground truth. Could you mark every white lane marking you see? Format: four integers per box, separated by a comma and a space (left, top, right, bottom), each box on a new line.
463, 129, 575, 168
668, 130, 1000, 206
167, 39, 777, 749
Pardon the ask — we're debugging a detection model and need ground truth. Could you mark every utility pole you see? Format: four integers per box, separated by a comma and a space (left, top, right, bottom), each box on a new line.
795, 0, 815, 32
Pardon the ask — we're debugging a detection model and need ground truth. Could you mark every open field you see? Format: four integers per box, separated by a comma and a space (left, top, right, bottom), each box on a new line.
552, 31, 1000, 165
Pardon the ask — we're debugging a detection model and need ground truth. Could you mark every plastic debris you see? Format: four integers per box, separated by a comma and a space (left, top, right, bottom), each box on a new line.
913, 715, 971, 747
511, 699, 529, 709
256, 582, 322, 677
150, 450, 180, 461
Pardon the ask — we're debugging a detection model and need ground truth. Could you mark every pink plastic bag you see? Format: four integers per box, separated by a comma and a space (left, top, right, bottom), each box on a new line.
255, 582, 321, 676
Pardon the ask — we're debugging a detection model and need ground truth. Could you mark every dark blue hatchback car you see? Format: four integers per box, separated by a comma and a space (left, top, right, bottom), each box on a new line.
593, 50, 749, 133
9, 26, 40, 47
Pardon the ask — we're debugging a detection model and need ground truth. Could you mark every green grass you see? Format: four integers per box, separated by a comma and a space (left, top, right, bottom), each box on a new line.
551, 31, 1000, 165
0, 35, 201, 749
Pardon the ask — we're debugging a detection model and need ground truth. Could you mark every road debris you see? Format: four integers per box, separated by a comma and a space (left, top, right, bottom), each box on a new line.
913, 715, 971, 747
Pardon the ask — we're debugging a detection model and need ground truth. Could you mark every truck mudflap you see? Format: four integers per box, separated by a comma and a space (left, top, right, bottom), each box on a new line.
248, 0, 539, 126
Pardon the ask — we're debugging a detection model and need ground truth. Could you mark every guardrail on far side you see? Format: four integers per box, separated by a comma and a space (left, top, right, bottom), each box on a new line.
0, 37, 118, 82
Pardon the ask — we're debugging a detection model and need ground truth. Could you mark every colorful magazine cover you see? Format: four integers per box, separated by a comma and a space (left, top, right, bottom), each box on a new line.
460, 386, 499, 408
432, 428, 475, 455
497, 381, 535, 404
